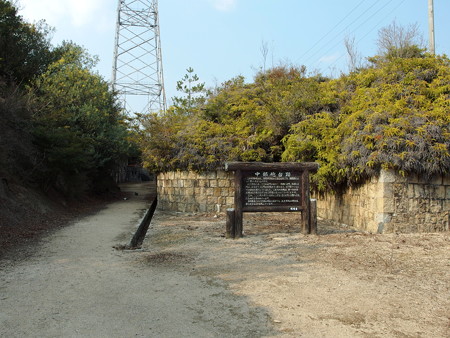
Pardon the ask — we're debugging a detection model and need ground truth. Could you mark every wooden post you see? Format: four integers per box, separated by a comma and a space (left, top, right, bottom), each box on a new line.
226, 208, 236, 239
301, 170, 310, 234
234, 169, 243, 238
310, 199, 317, 235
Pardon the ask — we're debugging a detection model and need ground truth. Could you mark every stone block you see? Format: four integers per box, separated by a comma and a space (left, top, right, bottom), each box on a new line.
185, 188, 194, 196
395, 197, 408, 213
407, 184, 415, 198
218, 179, 230, 188
206, 187, 215, 197
207, 195, 217, 204
376, 212, 390, 224
419, 199, 431, 213
375, 197, 384, 213
446, 186, 450, 199
206, 171, 217, 179
226, 197, 235, 207
443, 199, 450, 212
424, 214, 435, 226
443, 175, 450, 186
407, 173, 420, 184
433, 186, 446, 199
213, 188, 221, 197
379, 169, 397, 183
430, 200, 443, 213
197, 195, 207, 205
342, 208, 350, 218
414, 185, 425, 198
187, 171, 197, 180
384, 198, 395, 213
430, 175, 443, 185
209, 179, 218, 188
383, 183, 394, 198
216, 171, 226, 179
424, 185, 434, 198
375, 183, 384, 199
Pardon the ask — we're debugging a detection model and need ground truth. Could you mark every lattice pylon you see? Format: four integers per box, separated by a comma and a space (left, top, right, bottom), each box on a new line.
112, 0, 166, 115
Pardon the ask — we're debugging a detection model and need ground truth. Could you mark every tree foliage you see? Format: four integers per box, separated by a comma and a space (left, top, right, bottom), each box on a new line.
376, 21, 425, 59
0, 1, 132, 196
31, 42, 129, 194
283, 53, 450, 191
171, 67, 208, 115
139, 66, 331, 172
0, 0, 55, 84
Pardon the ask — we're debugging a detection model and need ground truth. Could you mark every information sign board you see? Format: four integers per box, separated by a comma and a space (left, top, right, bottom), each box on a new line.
225, 162, 319, 238
243, 170, 301, 211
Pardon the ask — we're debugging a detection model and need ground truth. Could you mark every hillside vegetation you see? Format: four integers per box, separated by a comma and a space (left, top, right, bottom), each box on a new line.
139, 50, 449, 192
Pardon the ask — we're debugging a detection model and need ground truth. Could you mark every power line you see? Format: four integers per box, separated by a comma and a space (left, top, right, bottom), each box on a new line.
299, 0, 382, 67
296, 0, 369, 62
324, 0, 408, 74
309, 0, 392, 70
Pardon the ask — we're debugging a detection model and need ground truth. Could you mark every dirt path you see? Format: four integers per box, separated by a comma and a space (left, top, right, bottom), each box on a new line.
0, 183, 272, 337
1, 182, 449, 337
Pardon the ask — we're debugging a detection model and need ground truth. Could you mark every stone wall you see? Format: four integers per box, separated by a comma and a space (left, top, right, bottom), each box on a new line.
157, 171, 235, 213
315, 170, 449, 233
157, 169, 449, 233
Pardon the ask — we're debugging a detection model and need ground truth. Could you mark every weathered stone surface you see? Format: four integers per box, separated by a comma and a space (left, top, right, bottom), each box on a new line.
157, 170, 449, 233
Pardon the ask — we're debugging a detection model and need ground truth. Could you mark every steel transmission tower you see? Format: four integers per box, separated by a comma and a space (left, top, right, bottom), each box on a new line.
112, 0, 166, 114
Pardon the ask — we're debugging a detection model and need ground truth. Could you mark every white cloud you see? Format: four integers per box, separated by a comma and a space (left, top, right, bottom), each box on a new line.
210, 0, 237, 12
20, 0, 66, 26
19, 0, 107, 27
67, 0, 105, 27
319, 53, 340, 64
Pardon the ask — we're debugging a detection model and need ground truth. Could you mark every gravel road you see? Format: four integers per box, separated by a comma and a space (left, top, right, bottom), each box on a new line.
1, 182, 449, 337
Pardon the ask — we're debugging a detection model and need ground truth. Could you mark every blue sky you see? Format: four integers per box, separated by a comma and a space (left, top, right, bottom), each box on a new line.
19, 0, 450, 109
